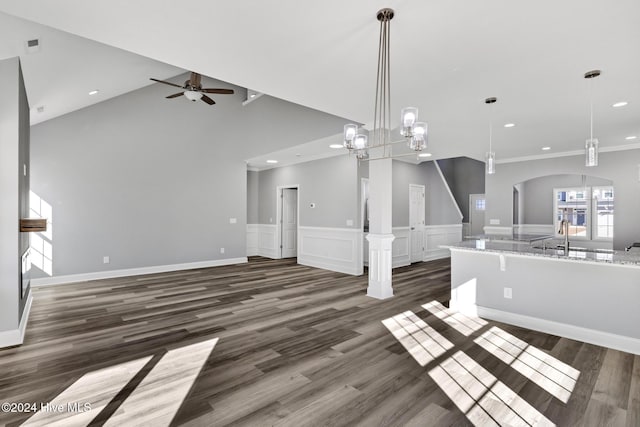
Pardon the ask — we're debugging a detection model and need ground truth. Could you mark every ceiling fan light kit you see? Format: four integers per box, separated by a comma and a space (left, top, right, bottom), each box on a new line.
149, 72, 234, 106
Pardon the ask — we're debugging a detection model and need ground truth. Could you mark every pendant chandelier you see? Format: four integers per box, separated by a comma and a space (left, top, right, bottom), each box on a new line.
485, 97, 497, 175
584, 69, 601, 167
343, 8, 427, 160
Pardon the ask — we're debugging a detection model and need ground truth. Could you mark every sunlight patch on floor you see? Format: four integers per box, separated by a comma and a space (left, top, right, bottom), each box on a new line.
422, 300, 488, 336
429, 351, 555, 426
474, 327, 579, 403
382, 310, 453, 366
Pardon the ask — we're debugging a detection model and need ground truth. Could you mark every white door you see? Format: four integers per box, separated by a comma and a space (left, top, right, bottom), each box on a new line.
469, 193, 486, 236
409, 184, 425, 263
281, 188, 298, 258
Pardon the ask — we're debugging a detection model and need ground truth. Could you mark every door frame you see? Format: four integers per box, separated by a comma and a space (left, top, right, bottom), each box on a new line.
361, 178, 369, 267
409, 183, 426, 263
276, 184, 300, 259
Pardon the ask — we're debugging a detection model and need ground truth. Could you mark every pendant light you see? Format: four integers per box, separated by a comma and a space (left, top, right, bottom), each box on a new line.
584, 70, 601, 167
485, 97, 497, 175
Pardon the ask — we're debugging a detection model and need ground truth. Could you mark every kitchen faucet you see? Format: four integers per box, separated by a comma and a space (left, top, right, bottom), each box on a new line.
558, 208, 570, 254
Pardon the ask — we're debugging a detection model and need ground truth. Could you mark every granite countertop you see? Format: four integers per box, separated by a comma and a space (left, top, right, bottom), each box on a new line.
464, 233, 555, 243
443, 239, 640, 267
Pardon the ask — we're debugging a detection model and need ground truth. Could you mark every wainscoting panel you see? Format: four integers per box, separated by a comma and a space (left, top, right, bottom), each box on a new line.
425, 224, 462, 261
246, 224, 259, 256
392, 227, 411, 268
483, 226, 512, 235
256, 224, 279, 259
513, 224, 555, 235
298, 227, 363, 276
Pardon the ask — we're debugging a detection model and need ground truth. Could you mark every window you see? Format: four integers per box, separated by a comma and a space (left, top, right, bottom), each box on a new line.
475, 199, 486, 211
553, 186, 613, 241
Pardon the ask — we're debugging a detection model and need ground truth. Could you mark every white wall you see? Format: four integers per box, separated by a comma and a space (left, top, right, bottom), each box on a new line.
30, 73, 352, 281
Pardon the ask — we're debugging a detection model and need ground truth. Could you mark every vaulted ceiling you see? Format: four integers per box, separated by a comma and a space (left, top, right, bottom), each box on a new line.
1, 0, 639, 163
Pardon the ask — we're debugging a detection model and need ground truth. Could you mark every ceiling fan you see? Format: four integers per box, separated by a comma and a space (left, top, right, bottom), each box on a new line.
150, 72, 234, 105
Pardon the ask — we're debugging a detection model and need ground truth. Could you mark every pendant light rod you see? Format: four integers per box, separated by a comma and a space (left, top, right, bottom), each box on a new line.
485, 97, 497, 175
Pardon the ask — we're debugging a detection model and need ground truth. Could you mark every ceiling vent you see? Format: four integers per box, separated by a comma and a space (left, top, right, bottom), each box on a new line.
25, 38, 41, 54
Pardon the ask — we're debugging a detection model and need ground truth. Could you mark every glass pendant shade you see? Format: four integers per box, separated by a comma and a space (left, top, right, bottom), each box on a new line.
408, 122, 428, 151
400, 107, 418, 136
343, 124, 358, 149
585, 138, 599, 167
354, 134, 368, 150
486, 151, 496, 175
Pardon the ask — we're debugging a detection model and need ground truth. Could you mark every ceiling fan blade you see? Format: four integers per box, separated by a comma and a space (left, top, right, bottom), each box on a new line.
166, 92, 184, 99
201, 95, 216, 105
150, 78, 183, 88
200, 88, 234, 94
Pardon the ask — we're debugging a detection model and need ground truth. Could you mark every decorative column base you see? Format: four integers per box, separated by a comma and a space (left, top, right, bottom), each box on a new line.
366, 233, 395, 299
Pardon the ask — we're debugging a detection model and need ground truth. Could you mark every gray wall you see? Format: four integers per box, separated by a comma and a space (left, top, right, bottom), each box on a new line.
30, 73, 352, 277
256, 155, 359, 228
392, 160, 462, 227
247, 170, 259, 224
485, 150, 640, 249
0, 57, 28, 334
437, 157, 485, 222
520, 174, 612, 224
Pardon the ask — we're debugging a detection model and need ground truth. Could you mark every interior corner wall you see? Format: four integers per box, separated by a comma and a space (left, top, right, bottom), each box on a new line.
485, 149, 640, 249
437, 157, 485, 222
392, 160, 462, 227
247, 170, 259, 224
17, 60, 30, 319
0, 57, 23, 334
30, 73, 351, 278
256, 155, 359, 228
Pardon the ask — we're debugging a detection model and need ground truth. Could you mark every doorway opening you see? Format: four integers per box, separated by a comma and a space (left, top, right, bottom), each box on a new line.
276, 186, 299, 259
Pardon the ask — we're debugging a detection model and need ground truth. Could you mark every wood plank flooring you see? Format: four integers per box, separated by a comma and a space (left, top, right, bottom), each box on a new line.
0, 257, 639, 426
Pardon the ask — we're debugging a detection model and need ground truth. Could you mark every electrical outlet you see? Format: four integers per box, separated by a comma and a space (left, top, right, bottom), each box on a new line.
220, 248, 225, 254
103, 256, 110, 264
346, 219, 353, 226
504, 287, 512, 299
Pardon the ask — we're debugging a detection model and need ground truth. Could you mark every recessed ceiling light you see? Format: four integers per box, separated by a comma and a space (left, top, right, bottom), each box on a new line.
88, 90, 99, 95
612, 101, 628, 108
625, 135, 637, 140
250, 94, 256, 98
266, 160, 278, 164
541, 146, 551, 151
329, 144, 344, 149
504, 123, 515, 128
418, 153, 432, 158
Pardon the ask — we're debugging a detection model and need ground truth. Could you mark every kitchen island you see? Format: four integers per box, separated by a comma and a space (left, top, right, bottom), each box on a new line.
444, 239, 640, 355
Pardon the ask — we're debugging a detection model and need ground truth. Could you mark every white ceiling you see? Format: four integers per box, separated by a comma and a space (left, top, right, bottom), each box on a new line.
1, 0, 639, 163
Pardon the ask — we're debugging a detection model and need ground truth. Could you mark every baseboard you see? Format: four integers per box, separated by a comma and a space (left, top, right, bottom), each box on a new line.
451, 302, 640, 356
0, 292, 33, 348
31, 257, 248, 287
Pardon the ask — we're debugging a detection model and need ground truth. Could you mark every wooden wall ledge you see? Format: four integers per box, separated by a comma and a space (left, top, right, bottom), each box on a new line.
20, 218, 47, 232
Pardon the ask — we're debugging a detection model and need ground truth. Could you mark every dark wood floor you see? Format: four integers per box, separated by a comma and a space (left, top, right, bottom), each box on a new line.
1, 257, 638, 426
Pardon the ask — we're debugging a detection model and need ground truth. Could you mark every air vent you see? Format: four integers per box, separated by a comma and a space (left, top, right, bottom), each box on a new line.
36, 106, 45, 113
25, 38, 41, 54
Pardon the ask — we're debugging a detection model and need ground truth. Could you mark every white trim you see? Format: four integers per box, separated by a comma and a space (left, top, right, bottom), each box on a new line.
276, 184, 300, 259
497, 142, 640, 164
0, 292, 33, 348
298, 226, 362, 275
424, 224, 462, 261
31, 257, 248, 287
256, 224, 279, 258
483, 226, 512, 235
451, 302, 640, 356
433, 161, 463, 220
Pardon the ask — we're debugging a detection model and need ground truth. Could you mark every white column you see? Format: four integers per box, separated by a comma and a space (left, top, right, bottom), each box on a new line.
367, 154, 394, 299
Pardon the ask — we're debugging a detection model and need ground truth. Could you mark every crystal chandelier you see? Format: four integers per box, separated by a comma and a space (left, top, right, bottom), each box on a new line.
342, 8, 427, 160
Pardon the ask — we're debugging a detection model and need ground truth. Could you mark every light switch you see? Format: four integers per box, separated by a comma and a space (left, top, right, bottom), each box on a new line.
490, 219, 501, 225
346, 219, 353, 226
229, 218, 237, 224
